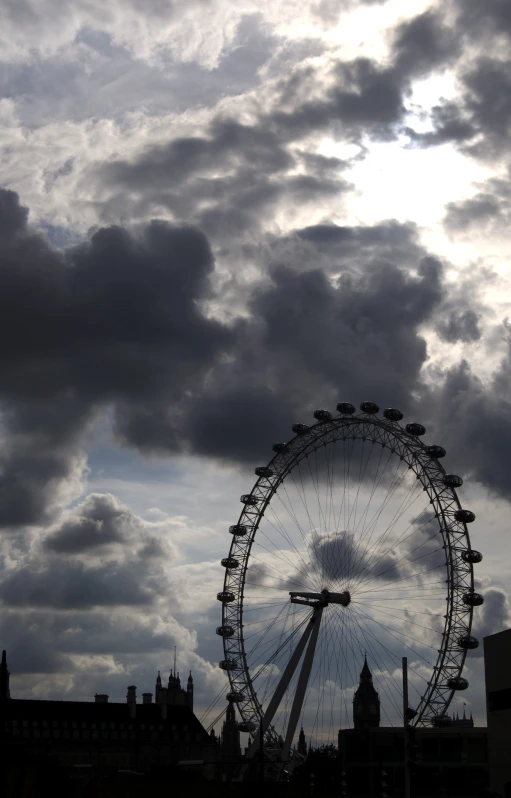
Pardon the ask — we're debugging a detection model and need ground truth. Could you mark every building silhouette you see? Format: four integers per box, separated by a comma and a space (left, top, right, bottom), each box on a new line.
0, 650, 216, 787
484, 627, 511, 796
337, 656, 488, 797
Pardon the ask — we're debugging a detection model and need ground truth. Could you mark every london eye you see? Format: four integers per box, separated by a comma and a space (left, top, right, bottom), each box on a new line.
216, 402, 483, 764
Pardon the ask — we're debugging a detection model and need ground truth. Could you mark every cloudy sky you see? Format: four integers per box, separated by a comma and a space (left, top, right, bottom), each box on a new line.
1, 0, 510, 738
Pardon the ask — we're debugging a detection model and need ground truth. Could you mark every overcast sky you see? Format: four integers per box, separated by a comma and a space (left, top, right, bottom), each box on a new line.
1, 0, 510, 737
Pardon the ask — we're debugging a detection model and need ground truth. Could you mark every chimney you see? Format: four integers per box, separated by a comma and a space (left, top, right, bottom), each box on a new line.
127, 685, 137, 718
95, 694, 109, 704
142, 693, 152, 705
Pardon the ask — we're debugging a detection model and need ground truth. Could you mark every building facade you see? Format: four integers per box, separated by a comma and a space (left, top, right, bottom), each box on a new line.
337, 657, 488, 797
484, 628, 511, 797
0, 650, 217, 788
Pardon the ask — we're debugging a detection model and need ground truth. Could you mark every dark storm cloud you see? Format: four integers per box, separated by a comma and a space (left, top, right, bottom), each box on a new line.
392, 10, 458, 79
0, 608, 186, 660
443, 166, 511, 232
99, 118, 352, 238
0, 560, 154, 609
312, 531, 409, 586
423, 357, 511, 500
452, 0, 511, 41
175, 255, 444, 463
296, 219, 423, 268
472, 587, 511, 645
436, 310, 481, 344
404, 101, 477, 149
0, 188, 232, 527
0, 186, 453, 518
405, 56, 511, 159
271, 57, 405, 141
98, 16, 467, 230
44, 493, 140, 553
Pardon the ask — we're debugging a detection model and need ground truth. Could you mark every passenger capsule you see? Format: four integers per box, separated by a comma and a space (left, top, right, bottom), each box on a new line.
444, 474, 463, 488
238, 721, 256, 733
272, 442, 287, 453
383, 408, 403, 422
406, 422, 426, 436
217, 591, 235, 603
216, 625, 235, 637
255, 466, 274, 478
447, 676, 469, 691
461, 549, 483, 564
463, 592, 484, 607
336, 402, 356, 415
458, 635, 479, 650
221, 557, 239, 569
455, 509, 476, 523
229, 524, 248, 537
226, 692, 244, 703
313, 409, 332, 422
240, 494, 258, 505
292, 423, 310, 434
427, 444, 446, 458
360, 401, 380, 414
219, 658, 238, 671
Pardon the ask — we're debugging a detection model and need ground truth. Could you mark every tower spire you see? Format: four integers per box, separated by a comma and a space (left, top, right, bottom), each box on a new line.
0, 650, 10, 702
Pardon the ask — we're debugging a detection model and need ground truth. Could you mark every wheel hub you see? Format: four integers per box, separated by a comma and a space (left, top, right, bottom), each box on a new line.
289, 589, 351, 608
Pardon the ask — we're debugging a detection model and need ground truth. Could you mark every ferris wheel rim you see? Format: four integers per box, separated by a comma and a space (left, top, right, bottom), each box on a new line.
219, 406, 478, 743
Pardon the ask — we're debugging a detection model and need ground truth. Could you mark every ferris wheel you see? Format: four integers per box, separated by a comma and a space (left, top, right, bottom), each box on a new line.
216, 401, 483, 761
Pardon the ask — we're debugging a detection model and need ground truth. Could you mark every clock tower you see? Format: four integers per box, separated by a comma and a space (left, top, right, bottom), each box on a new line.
353, 656, 380, 729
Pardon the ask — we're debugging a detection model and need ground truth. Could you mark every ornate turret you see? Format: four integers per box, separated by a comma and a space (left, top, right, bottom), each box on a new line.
0, 650, 10, 702
353, 656, 380, 729
187, 670, 194, 712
